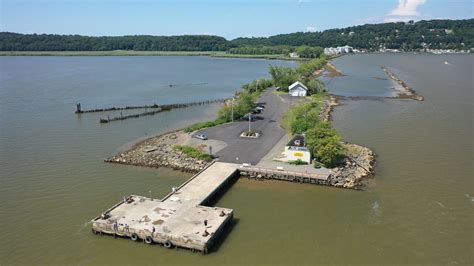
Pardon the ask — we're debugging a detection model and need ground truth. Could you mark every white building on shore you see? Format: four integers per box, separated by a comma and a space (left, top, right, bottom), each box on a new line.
288, 81, 308, 97
284, 134, 311, 164
324, 45, 353, 56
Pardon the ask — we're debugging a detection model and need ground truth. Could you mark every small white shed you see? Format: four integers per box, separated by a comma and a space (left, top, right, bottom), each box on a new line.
284, 134, 311, 164
288, 81, 308, 97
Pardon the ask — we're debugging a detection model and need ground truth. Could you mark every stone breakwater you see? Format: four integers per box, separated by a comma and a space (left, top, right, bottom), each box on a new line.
320, 94, 376, 189
328, 143, 375, 189
381, 66, 424, 101
105, 131, 210, 173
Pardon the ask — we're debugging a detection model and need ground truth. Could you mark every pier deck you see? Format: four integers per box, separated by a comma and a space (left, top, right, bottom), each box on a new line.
91, 162, 331, 253
91, 162, 239, 253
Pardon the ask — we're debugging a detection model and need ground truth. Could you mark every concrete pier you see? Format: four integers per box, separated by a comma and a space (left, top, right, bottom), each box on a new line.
91, 162, 331, 253
91, 162, 239, 253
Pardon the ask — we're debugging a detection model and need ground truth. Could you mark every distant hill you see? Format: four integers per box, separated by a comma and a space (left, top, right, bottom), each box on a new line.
1, 19, 472, 52
0, 33, 231, 51
231, 19, 474, 51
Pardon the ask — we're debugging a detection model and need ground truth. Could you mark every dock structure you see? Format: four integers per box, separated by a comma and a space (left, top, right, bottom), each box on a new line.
91, 162, 239, 253
91, 162, 331, 254
239, 166, 329, 185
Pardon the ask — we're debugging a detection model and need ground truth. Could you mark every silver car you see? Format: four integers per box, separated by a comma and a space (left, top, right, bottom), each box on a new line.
195, 134, 208, 140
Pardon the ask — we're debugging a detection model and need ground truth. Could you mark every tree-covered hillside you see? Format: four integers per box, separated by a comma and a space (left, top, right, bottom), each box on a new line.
0, 33, 231, 51
1, 19, 472, 51
231, 19, 473, 50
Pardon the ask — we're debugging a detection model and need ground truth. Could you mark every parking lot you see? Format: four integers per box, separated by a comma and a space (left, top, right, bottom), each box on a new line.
196, 89, 293, 165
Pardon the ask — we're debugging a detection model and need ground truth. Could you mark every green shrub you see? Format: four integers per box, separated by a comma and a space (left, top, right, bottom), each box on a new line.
288, 159, 308, 165
173, 145, 214, 161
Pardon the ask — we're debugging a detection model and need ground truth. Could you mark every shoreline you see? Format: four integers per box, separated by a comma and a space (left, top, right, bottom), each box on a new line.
0, 50, 305, 61
105, 90, 376, 190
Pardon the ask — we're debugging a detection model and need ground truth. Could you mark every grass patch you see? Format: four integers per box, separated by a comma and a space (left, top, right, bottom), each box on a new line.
184, 118, 228, 133
173, 145, 214, 161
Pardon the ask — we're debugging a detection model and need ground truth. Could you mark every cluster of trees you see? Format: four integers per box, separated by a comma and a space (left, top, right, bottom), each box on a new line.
227, 45, 293, 55
306, 122, 345, 167
227, 45, 324, 58
0, 32, 230, 51
231, 19, 473, 51
2, 19, 471, 52
217, 91, 255, 122
282, 94, 345, 168
269, 57, 327, 94
241, 78, 273, 94
295, 46, 324, 58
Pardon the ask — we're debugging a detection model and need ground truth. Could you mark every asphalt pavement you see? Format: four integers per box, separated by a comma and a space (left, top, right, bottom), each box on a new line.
197, 89, 292, 165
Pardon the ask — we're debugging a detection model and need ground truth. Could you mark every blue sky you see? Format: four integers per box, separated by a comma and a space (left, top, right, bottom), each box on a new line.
1, 0, 472, 39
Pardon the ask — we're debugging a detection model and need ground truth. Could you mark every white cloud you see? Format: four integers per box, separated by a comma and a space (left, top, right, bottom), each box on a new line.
306, 26, 316, 32
385, 0, 427, 22
389, 0, 425, 16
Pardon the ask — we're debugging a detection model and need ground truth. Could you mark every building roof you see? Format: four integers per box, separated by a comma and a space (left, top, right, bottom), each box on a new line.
286, 134, 306, 147
288, 81, 308, 91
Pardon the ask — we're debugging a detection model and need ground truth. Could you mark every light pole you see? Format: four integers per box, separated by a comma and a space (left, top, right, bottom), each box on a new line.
248, 112, 252, 132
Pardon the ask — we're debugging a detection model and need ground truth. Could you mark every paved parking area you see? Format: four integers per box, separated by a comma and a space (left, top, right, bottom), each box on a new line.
197, 89, 293, 165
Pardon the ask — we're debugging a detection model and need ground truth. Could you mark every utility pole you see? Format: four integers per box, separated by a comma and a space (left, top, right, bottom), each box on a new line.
231, 97, 234, 122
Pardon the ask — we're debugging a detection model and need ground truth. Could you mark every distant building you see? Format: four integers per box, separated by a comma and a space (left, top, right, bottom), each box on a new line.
284, 134, 311, 164
324, 45, 353, 56
289, 52, 299, 58
288, 81, 308, 97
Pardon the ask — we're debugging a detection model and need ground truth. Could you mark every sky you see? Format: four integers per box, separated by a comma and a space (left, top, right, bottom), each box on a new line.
1, 0, 472, 39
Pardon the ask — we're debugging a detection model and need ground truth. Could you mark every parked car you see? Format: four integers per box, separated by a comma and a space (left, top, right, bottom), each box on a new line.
252, 108, 261, 114
240, 114, 255, 121
256, 106, 265, 111
195, 134, 208, 140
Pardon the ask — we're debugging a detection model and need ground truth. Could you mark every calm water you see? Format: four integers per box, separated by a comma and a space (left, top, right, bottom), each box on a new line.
0, 54, 472, 265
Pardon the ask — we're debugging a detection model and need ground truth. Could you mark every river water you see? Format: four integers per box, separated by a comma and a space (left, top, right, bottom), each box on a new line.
0, 54, 472, 265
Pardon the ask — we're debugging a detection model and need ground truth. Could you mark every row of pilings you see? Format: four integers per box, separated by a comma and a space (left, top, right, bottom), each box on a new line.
74, 98, 229, 123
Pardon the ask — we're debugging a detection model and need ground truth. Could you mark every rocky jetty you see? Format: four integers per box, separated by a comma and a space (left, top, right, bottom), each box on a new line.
319, 95, 339, 122
328, 143, 375, 189
105, 131, 210, 173
381, 66, 424, 101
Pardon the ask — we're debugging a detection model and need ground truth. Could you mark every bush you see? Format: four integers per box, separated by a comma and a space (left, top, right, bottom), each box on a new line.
242, 78, 273, 94
217, 91, 256, 121
173, 145, 214, 161
288, 159, 308, 165
297, 58, 327, 77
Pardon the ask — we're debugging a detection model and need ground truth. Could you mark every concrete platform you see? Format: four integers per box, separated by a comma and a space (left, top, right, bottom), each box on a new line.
91, 162, 239, 253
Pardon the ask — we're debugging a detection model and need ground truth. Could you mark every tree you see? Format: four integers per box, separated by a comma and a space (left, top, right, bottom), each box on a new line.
269, 65, 299, 90
305, 122, 345, 168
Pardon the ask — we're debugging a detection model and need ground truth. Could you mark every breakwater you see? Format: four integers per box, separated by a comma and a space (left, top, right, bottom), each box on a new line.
381, 66, 424, 101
